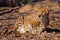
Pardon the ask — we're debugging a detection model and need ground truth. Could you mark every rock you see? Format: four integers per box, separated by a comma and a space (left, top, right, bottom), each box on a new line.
48, 11, 60, 30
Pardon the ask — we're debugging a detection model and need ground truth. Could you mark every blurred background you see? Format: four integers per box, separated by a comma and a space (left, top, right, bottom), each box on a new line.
0, 0, 46, 7
0, 0, 60, 7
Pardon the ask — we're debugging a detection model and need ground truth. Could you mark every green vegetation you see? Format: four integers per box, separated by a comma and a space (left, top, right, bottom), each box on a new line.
20, 0, 32, 5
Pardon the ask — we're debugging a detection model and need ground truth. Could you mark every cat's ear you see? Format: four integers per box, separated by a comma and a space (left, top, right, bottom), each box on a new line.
19, 4, 33, 13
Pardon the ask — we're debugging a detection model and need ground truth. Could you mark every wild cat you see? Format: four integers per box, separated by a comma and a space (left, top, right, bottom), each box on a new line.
14, 2, 48, 34
14, 0, 60, 34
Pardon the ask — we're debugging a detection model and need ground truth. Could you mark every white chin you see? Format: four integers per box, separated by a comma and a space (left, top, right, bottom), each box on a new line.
17, 25, 26, 33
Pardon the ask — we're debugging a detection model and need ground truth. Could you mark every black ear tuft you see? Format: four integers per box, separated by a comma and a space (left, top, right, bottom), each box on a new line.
39, 15, 41, 18
33, 0, 44, 2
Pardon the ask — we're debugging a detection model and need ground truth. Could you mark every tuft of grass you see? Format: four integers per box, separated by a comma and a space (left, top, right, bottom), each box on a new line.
20, 0, 32, 5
